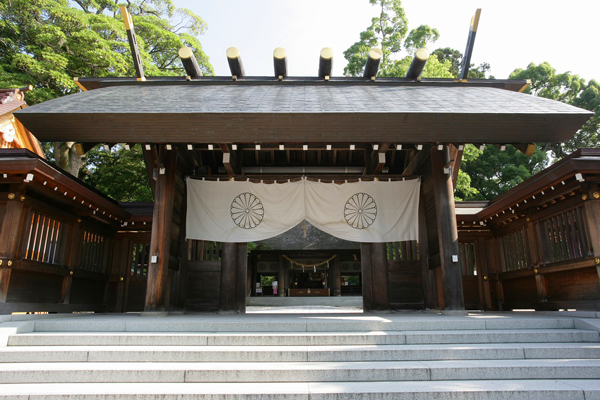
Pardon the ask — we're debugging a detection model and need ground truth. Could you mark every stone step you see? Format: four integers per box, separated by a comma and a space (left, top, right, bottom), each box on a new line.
2, 343, 600, 363
0, 380, 599, 399
25, 315, 577, 333
8, 329, 599, 347
0, 359, 599, 383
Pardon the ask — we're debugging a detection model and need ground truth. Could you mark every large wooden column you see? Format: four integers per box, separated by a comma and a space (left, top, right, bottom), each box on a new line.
583, 188, 600, 280
361, 242, 389, 311
219, 242, 247, 313
331, 255, 341, 296
277, 256, 286, 297
431, 146, 464, 310
144, 151, 177, 312
0, 188, 28, 303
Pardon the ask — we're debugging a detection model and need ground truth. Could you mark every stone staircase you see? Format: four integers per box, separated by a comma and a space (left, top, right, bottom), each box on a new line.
1, 313, 600, 399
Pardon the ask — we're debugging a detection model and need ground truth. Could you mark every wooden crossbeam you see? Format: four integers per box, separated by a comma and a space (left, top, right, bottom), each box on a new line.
369, 143, 390, 175
220, 144, 235, 176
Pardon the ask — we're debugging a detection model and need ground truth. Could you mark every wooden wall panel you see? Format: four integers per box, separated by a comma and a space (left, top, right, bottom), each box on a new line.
388, 260, 424, 309
5, 269, 62, 303
184, 261, 221, 311
544, 267, 600, 301
462, 276, 481, 309
502, 276, 539, 304
69, 277, 106, 305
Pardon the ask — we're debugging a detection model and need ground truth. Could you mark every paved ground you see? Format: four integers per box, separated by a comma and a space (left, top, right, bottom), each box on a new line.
247, 305, 363, 314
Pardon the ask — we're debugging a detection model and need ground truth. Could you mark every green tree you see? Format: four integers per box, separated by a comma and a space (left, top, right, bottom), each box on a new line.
457, 145, 548, 201
509, 62, 598, 158
0, 0, 212, 184
431, 47, 493, 79
83, 144, 153, 202
343, 0, 447, 78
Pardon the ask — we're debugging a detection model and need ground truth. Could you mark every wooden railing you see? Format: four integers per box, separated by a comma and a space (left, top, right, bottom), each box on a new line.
188, 240, 222, 261
459, 242, 477, 275
386, 240, 418, 261
22, 209, 66, 266
498, 227, 529, 271
79, 229, 109, 274
538, 206, 590, 265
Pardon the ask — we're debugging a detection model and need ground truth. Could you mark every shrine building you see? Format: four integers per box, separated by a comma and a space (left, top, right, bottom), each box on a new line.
0, 10, 598, 315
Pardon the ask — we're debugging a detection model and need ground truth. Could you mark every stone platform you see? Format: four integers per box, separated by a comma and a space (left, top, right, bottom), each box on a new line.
1, 311, 600, 399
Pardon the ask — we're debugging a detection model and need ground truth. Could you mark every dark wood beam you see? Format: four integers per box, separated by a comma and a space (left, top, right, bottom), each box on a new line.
431, 146, 464, 310
406, 49, 429, 80
273, 47, 287, 79
318, 47, 333, 79
370, 143, 390, 175
120, 6, 145, 81
142, 144, 158, 196
513, 143, 536, 156
74, 143, 97, 156
226, 47, 245, 78
459, 9, 482, 80
144, 150, 177, 312
219, 143, 238, 176
363, 48, 382, 79
448, 144, 464, 189
178, 47, 202, 78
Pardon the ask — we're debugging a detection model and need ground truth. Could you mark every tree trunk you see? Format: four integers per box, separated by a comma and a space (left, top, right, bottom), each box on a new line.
54, 142, 85, 178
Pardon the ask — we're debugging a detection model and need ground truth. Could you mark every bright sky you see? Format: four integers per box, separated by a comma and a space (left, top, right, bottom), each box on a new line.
177, 0, 599, 82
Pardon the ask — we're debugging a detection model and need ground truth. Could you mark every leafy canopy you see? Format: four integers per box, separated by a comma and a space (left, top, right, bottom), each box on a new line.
343, 0, 450, 78
0, 0, 213, 201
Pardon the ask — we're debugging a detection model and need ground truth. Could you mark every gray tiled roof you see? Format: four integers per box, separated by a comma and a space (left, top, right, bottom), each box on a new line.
14, 83, 592, 144
18, 84, 585, 115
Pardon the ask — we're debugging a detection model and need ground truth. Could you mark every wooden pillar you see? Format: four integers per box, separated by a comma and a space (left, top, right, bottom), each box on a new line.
331, 255, 341, 296
361, 244, 373, 311
145, 151, 177, 312
582, 191, 600, 280
0, 189, 28, 303
361, 243, 389, 311
220, 242, 247, 313
431, 146, 464, 310
277, 256, 285, 297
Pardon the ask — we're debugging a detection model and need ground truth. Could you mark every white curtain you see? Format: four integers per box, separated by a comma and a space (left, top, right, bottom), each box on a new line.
186, 177, 420, 243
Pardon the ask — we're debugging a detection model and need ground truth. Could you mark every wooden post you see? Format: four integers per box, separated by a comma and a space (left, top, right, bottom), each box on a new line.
361, 243, 373, 311
236, 244, 247, 313
0, 189, 28, 302
431, 146, 464, 310
371, 243, 389, 310
220, 243, 247, 313
277, 255, 285, 297
144, 151, 177, 312
361, 243, 389, 311
582, 192, 600, 281
331, 255, 341, 296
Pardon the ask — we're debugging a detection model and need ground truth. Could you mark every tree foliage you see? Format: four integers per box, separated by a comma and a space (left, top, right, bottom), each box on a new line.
510, 62, 599, 159
456, 145, 549, 201
83, 144, 153, 202
343, 0, 446, 78
0, 0, 213, 201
